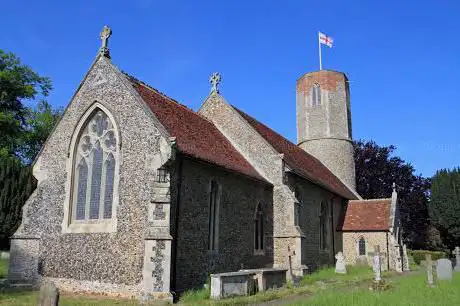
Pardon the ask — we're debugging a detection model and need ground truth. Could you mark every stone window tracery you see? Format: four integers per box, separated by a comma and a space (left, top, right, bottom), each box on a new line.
72, 110, 117, 222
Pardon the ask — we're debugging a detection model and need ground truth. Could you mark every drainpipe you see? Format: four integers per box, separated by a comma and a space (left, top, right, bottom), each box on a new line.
386, 231, 390, 271
171, 155, 183, 293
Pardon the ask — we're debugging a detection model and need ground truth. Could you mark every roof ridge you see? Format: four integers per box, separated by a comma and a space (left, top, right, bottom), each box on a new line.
350, 198, 391, 202
123, 72, 214, 124
233, 105, 330, 166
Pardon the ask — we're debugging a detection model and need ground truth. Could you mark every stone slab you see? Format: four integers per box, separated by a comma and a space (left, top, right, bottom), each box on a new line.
211, 272, 256, 300
436, 258, 453, 280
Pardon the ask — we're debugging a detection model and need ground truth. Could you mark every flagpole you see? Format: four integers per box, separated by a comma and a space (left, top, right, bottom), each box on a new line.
318, 32, 322, 70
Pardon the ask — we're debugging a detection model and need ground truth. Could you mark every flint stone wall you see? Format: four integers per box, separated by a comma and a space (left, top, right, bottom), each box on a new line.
9, 56, 170, 295
342, 232, 389, 270
174, 158, 273, 291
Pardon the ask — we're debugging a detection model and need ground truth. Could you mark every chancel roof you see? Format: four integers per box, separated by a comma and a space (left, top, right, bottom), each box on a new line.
341, 199, 392, 231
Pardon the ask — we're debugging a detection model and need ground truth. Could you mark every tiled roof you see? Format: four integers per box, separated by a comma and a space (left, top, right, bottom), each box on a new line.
127, 76, 266, 182
341, 199, 391, 231
234, 107, 358, 200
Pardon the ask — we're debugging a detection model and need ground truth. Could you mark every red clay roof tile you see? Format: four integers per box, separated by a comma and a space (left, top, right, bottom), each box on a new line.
127, 76, 266, 182
234, 107, 358, 200
341, 199, 391, 231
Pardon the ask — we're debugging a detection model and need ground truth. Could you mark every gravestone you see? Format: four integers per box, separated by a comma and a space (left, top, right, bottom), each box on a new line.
425, 254, 434, 287
210, 271, 256, 299
372, 245, 382, 282
282, 246, 296, 280
39, 281, 59, 306
394, 246, 403, 273
402, 244, 410, 271
335, 252, 347, 274
436, 258, 453, 280
452, 246, 460, 272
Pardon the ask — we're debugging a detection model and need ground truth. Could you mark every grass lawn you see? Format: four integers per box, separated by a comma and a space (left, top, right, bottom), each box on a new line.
291, 272, 460, 305
0, 259, 8, 279
178, 266, 391, 305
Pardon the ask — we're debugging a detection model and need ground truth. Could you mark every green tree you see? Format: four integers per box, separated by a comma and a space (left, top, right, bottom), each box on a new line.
0, 154, 36, 249
19, 100, 63, 164
430, 168, 460, 250
0, 49, 52, 154
354, 140, 432, 249
0, 50, 58, 249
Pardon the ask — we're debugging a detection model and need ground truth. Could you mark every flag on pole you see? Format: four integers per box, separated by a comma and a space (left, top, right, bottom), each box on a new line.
319, 32, 333, 48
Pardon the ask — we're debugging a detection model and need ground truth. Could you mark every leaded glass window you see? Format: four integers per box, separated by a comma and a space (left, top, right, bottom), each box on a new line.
319, 201, 329, 250
72, 110, 117, 222
254, 204, 264, 251
358, 237, 366, 256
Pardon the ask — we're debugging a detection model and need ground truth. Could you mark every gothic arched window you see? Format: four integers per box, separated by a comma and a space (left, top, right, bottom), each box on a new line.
311, 83, 321, 107
358, 237, 366, 256
72, 109, 118, 222
254, 203, 264, 251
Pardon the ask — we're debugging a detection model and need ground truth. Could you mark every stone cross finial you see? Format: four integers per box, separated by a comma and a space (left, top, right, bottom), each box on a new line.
99, 25, 112, 58
209, 72, 221, 94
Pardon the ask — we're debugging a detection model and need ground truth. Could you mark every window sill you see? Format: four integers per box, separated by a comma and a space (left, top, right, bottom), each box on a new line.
253, 250, 265, 256
207, 250, 219, 256
63, 220, 116, 233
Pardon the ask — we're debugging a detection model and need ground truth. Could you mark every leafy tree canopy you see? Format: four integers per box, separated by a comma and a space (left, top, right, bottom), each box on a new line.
429, 168, 460, 250
0, 49, 52, 155
354, 140, 431, 249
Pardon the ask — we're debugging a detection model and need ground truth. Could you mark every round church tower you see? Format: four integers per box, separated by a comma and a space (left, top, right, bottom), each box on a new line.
296, 70, 356, 191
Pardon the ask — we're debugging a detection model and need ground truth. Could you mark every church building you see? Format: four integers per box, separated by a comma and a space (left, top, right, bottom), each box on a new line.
8, 26, 405, 300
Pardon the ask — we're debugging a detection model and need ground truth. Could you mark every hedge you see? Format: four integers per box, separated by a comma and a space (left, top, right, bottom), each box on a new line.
408, 250, 448, 265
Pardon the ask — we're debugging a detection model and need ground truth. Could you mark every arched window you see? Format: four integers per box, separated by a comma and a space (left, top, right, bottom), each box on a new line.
311, 84, 321, 107
358, 237, 366, 256
254, 203, 264, 251
72, 109, 117, 222
208, 180, 220, 251
319, 201, 329, 250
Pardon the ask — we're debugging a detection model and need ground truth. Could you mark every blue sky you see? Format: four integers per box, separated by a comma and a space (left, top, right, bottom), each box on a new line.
1, 0, 459, 177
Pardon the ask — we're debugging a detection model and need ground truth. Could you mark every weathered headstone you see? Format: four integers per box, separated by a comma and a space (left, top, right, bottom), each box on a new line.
425, 254, 434, 287
436, 258, 453, 280
372, 245, 382, 282
39, 281, 59, 306
394, 246, 403, 273
452, 246, 460, 272
335, 252, 347, 274
402, 244, 410, 271
282, 246, 296, 280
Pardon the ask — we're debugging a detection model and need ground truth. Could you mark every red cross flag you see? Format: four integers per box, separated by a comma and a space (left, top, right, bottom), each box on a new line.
319, 32, 333, 48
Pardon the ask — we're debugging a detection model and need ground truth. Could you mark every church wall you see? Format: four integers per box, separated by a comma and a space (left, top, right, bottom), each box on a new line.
174, 158, 273, 291
342, 231, 389, 270
199, 94, 300, 272
289, 176, 346, 271
9, 57, 171, 297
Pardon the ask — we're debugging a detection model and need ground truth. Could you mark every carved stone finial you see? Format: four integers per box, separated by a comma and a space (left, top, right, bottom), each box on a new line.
99, 25, 112, 58
392, 182, 396, 192
209, 72, 221, 94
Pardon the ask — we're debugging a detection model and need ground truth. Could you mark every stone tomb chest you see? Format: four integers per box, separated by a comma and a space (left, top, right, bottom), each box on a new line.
239, 268, 288, 292
210, 271, 256, 300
